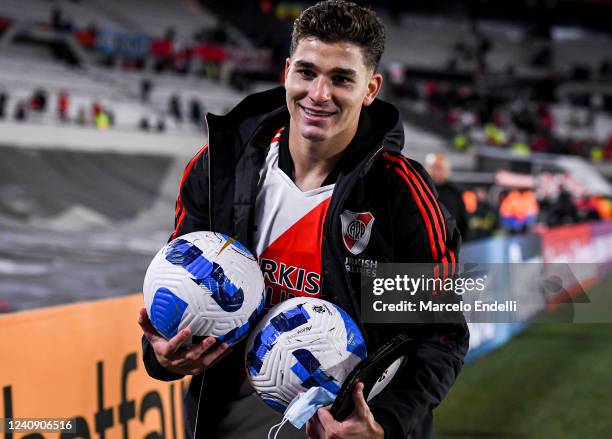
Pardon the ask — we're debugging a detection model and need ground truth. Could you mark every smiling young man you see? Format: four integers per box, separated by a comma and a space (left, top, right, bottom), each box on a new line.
284, 36, 382, 192
139, 1, 468, 438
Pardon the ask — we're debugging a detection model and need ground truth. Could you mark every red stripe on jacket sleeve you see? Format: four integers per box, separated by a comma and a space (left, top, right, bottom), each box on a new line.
170, 144, 208, 240
384, 153, 447, 261
388, 163, 441, 261
401, 157, 447, 242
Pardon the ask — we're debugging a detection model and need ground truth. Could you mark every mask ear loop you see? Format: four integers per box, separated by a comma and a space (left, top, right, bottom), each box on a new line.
192, 375, 205, 439
267, 417, 289, 439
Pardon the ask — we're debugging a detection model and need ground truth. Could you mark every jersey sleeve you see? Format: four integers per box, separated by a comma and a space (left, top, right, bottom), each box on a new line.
169, 144, 210, 240
142, 145, 210, 381
366, 152, 469, 438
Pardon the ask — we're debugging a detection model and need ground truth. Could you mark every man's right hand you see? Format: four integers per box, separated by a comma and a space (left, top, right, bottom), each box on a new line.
138, 307, 232, 375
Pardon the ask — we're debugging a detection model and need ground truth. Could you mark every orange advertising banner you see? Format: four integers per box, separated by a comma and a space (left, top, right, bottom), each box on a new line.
0, 294, 188, 439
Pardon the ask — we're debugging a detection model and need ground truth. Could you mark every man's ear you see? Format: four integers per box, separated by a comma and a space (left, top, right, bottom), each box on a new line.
284, 58, 291, 82
363, 73, 383, 107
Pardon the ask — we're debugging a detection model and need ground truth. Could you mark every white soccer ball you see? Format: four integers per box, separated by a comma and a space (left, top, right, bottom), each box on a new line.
245, 297, 367, 412
143, 231, 265, 346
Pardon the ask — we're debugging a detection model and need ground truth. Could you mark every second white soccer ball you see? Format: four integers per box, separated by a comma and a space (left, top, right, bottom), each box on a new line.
245, 297, 367, 412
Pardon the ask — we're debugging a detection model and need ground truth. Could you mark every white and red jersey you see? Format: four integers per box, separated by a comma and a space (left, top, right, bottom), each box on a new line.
253, 128, 334, 307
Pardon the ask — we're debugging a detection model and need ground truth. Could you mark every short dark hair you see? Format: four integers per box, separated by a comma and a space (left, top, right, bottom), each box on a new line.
290, 1, 385, 72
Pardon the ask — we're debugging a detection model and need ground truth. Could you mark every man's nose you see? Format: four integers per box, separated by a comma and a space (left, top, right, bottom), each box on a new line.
308, 77, 331, 103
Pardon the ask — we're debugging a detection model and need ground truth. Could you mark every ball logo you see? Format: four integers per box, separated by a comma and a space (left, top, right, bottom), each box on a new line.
340, 210, 375, 255
312, 305, 326, 314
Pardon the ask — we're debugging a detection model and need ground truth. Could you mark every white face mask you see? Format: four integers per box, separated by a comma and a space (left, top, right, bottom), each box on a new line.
267, 386, 336, 439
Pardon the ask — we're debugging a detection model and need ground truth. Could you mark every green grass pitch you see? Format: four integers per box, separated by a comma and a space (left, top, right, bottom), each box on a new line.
434, 273, 612, 438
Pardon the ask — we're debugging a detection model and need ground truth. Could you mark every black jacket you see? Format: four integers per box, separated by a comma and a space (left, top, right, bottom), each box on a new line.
142, 87, 469, 439
436, 182, 469, 241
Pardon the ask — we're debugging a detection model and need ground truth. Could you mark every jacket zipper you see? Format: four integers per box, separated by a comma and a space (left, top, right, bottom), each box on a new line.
323, 144, 386, 338
205, 113, 214, 231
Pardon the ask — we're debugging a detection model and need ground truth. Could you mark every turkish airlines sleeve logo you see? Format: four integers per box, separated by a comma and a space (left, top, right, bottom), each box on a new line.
340, 210, 375, 255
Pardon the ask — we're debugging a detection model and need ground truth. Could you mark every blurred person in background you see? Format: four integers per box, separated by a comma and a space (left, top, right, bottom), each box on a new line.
30, 88, 48, 112
91, 100, 102, 120
139, 2, 468, 438
152, 27, 176, 72
595, 196, 612, 220
169, 94, 183, 122
549, 187, 579, 226
95, 109, 110, 130
140, 78, 152, 103
576, 195, 604, 222
14, 100, 27, 121
57, 91, 69, 122
50, 4, 74, 33
76, 106, 88, 126
499, 189, 539, 234
0, 89, 7, 119
139, 116, 150, 131
75, 22, 98, 50
156, 118, 166, 132
464, 187, 496, 240
426, 153, 468, 240
189, 98, 204, 127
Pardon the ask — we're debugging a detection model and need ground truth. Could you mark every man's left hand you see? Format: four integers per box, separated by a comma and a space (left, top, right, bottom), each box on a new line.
306, 382, 384, 439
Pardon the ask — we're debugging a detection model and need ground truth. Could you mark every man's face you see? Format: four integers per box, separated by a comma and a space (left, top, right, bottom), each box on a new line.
284, 37, 382, 145
427, 155, 450, 185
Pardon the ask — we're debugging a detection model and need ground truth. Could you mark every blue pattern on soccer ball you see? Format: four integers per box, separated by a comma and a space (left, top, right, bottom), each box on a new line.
290, 349, 341, 394
150, 287, 188, 339
165, 238, 244, 312
332, 304, 367, 360
247, 304, 311, 375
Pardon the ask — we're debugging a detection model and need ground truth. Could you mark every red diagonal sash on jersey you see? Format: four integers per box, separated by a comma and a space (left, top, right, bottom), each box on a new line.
258, 198, 331, 306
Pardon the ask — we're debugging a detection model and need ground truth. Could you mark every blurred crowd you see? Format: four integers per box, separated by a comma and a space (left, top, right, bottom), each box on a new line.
76, 25, 239, 79
0, 87, 115, 130
0, 83, 211, 133
389, 74, 612, 162
427, 153, 612, 242
45, 2, 250, 78
0, 1, 276, 88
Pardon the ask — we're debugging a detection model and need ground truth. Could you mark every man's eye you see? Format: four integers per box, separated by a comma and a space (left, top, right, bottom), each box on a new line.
298, 69, 315, 78
333, 76, 352, 84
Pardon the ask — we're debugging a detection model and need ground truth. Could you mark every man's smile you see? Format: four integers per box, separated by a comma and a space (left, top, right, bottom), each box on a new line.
298, 104, 338, 118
